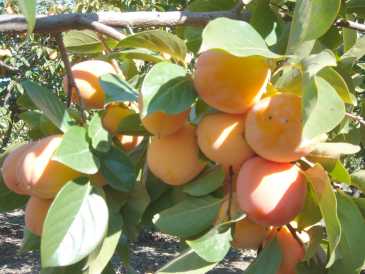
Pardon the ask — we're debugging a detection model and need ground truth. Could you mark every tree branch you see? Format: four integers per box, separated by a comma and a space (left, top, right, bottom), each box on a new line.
0, 10, 249, 34
54, 33, 85, 122
335, 19, 365, 33
345, 112, 365, 127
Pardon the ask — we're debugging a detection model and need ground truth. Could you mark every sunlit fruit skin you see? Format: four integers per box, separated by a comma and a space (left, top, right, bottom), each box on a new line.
25, 196, 53, 236
102, 103, 132, 134
147, 124, 206, 186
194, 50, 271, 114
245, 93, 312, 163
1, 143, 33, 195
63, 60, 116, 109
197, 113, 255, 173
271, 227, 305, 274
237, 157, 307, 226
17, 135, 81, 199
115, 134, 143, 151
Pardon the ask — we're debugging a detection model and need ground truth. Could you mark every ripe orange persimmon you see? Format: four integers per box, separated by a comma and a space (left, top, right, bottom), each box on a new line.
237, 157, 306, 226
17, 135, 81, 199
147, 124, 206, 185
25, 196, 53, 236
270, 227, 305, 274
194, 50, 271, 114
1, 143, 33, 195
63, 60, 116, 109
197, 113, 254, 173
245, 93, 312, 162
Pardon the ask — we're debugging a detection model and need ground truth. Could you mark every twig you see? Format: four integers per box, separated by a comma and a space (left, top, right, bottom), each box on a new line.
54, 33, 85, 122
96, 33, 124, 77
286, 223, 304, 247
82, 19, 125, 41
345, 112, 365, 127
335, 19, 365, 33
0, 60, 18, 72
226, 166, 234, 222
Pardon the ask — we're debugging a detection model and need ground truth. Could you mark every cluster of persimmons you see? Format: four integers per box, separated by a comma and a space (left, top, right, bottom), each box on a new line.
0, 49, 314, 274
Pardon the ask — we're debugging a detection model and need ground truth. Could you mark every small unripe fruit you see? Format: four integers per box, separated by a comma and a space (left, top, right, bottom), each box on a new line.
194, 50, 271, 114
1, 143, 33, 195
63, 60, 117, 109
25, 196, 53, 236
237, 157, 306, 226
245, 93, 312, 162
17, 135, 81, 199
197, 113, 254, 172
147, 124, 206, 185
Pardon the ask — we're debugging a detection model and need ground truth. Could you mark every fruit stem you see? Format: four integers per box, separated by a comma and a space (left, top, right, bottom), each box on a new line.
54, 32, 86, 123
286, 223, 304, 247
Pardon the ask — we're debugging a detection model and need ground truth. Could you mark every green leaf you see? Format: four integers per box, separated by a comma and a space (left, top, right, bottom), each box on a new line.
350, 170, 365, 193
99, 74, 138, 105
40, 260, 87, 274
140, 62, 196, 118
64, 30, 119, 54
328, 160, 351, 184
245, 238, 282, 274
200, 18, 281, 58
304, 164, 341, 267
156, 249, 218, 274
41, 179, 109, 267
153, 195, 222, 238
88, 113, 111, 153
304, 226, 325, 261
18, 0, 36, 34
310, 142, 361, 158
117, 30, 187, 63
353, 198, 365, 219
182, 0, 236, 52
99, 146, 136, 192
121, 182, 150, 240
20, 227, 41, 253
117, 113, 150, 136
287, 0, 341, 53
302, 76, 346, 140
21, 80, 74, 132
53, 126, 100, 174
146, 172, 171, 202
318, 67, 354, 105
109, 49, 165, 63
87, 212, 123, 274
329, 192, 365, 273
186, 226, 232, 263
296, 187, 321, 231
302, 50, 337, 78
19, 111, 61, 136
342, 36, 365, 61
182, 165, 225, 197
297, 261, 326, 274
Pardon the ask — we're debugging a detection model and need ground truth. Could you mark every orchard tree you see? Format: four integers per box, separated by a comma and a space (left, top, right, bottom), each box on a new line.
1, 0, 365, 274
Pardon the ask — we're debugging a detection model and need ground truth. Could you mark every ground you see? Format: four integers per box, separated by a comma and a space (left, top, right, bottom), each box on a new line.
0, 210, 253, 274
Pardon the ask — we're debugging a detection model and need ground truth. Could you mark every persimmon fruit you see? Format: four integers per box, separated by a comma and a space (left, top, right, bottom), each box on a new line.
63, 60, 116, 109
147, 124, 205, 185
1, 143, 33, 195
194, 50, 271, 114
245, 93, 312, 162
25, 196, 53, 236
102, 103, 132, 134
237, 157, 306, 226
17, 135, 81, 199
197, 113, 254, 173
